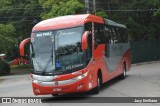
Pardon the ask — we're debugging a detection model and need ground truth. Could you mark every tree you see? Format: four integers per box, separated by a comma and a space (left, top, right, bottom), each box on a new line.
96, 0, 160, 41
39, 0, 84, 19
0, 0, 42, 57
0, 23, 16, 53
153, 0, 160, 16
0, 0, 42, 39
96, 11, 108, 18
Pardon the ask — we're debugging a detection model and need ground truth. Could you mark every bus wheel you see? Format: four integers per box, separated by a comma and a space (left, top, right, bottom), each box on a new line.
120, 63, 126, 79
92, 72, 102, 94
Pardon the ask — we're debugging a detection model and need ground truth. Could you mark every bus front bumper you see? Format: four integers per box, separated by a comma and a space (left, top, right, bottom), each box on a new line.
32, 74, 92, 95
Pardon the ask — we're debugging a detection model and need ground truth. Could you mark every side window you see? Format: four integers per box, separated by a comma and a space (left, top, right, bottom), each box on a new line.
110, 27, 128, 43
115, 28, 121, 43
94, 23, 103, 45
119, 28, 128, 43
104, 26, 112, 44
110, 27, 118, 43
84, 22, 92, 64
94, 23, 111, 45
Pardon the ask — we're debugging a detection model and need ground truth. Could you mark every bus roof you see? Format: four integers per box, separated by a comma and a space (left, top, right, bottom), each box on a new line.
104, 19, 127, 28
33, 14, 104, 32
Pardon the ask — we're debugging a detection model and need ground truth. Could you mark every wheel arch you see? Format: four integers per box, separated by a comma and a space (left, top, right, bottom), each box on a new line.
97, 69, 103, 84
123, 60, 127, 71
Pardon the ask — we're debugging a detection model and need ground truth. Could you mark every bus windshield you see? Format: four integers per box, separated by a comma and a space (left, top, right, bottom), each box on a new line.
31, 27, 86, 75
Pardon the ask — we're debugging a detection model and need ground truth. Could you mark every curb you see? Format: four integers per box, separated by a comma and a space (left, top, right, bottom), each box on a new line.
132, 60, 160, 66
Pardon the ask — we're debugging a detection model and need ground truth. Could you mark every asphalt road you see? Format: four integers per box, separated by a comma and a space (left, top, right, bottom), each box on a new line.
0, 62, 160, 105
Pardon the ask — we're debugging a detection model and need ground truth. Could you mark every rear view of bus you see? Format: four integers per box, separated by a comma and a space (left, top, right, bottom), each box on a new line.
19, 14, 131, 96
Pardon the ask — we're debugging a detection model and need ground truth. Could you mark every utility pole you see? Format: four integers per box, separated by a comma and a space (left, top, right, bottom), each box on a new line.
85, 0, 90, 14
93, 0, 96, 15
107, 0, 111, 17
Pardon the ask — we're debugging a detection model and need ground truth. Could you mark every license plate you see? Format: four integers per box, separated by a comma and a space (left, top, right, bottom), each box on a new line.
53, 88, 62, 91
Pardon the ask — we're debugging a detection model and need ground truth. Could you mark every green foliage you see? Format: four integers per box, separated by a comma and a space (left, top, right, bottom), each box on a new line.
96, 11, 108, 18
0, 0, 42, 38
0, 59, 10, 75
0, 23, 17, 53
39, 0, 67, 8
153, 0, 160, 16
102, 0, 160, 41
40, 0, 84, 19
0, 0, 42, 56
0, 0, 10, 8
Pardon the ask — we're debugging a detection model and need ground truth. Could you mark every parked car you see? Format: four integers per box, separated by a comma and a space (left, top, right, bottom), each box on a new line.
0, 58, 10, 75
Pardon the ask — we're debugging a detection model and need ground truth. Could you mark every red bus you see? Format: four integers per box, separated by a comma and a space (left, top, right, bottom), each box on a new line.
20, 14, 131, 96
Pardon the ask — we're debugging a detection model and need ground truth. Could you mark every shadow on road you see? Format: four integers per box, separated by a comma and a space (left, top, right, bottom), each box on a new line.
100, 75, 130, 92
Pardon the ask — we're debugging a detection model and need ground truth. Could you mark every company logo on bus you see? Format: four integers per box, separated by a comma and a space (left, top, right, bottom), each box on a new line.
55, 81, 58, 85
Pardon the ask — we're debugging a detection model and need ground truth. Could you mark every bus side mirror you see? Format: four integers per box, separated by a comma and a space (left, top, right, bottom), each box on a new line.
81, 31, 89, 50
19, 38, 30, 56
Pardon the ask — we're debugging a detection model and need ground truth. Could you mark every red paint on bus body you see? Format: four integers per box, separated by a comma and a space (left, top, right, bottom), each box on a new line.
32, 14, 104, 31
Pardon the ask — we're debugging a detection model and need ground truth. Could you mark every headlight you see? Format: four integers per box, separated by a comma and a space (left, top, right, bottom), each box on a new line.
77, 75, 83, 79
72, 71, 88, 80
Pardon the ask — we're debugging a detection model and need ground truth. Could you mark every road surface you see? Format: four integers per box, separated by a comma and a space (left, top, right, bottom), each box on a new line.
0, 62, 160, 105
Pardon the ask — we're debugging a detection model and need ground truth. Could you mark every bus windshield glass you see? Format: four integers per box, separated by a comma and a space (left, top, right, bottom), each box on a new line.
31, 27, 86, 75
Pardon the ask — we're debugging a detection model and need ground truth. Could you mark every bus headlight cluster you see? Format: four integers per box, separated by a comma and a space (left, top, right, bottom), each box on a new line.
73, 71, 88, 80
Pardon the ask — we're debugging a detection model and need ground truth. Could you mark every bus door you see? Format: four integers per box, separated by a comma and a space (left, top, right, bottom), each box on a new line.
85, 22, 97, 82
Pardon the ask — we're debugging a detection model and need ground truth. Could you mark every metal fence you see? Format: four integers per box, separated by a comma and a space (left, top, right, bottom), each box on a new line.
130, 40, 160, 64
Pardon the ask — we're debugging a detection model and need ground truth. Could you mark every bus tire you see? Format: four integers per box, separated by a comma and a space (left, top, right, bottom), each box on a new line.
120, 63, 127, 79
92, 71, 102, 94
